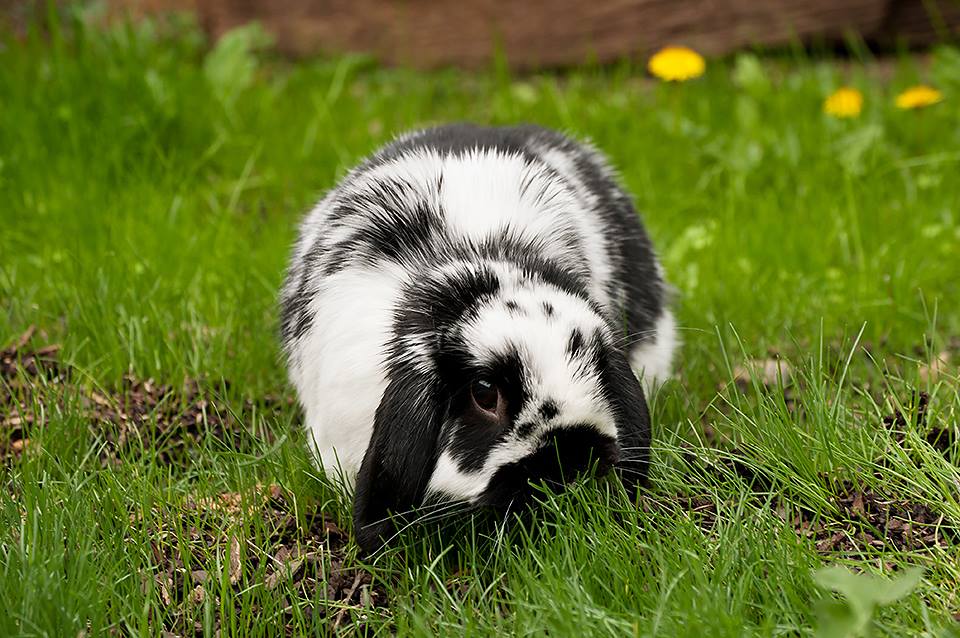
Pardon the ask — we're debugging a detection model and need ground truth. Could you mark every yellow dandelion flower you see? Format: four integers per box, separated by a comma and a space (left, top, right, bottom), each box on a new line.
895, 85, 943, 110
648, 46, 705, 82
823, 87, 863, 118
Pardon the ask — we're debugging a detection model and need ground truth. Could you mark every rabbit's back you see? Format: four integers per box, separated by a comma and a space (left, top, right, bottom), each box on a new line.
282, 124, 665, 348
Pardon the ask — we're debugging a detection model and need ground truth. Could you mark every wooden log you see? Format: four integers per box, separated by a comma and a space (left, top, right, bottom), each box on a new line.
179, 0, 892, 68
17, 0, 960, 69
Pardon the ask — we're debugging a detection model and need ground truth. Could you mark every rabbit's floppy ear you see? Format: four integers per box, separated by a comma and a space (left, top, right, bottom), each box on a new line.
603, 351, 651, 494
353, 362, 443, 553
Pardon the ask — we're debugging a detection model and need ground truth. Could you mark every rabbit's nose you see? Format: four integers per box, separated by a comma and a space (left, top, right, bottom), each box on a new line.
528, 425, 619, 486
479, 426, 619, 508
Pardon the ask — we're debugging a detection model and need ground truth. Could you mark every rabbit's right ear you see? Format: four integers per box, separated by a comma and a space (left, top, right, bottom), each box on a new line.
353, 363, 443, 553
604, 350, 651, 498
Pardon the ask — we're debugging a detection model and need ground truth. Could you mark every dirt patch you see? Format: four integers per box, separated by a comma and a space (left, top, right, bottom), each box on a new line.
1, 326, 67, 461
647, 481, 953, 555
881, 390, 956, 456
1, 326, 286, 466
140, 484, 387, 636
656, 445, 954, 556
782, 482, 953, 554
85, 374, 253, 466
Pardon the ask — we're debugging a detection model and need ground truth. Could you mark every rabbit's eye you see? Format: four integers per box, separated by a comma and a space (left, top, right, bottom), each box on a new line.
471, 378, 500, 413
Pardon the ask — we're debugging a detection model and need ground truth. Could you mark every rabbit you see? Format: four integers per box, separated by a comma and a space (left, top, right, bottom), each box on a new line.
280, 123, 676, 552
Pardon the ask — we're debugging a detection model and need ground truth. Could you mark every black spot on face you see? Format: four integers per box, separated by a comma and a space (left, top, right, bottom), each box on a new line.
538, 400, 558, 421
515, 421, 535, 439
504, 300, 521, 313
541, 301, 554, 317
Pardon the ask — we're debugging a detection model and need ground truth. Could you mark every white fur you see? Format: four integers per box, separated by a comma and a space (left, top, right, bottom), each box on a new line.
535, 147, 614, 305
290, 265, 408, 487
629, 309, 678, 393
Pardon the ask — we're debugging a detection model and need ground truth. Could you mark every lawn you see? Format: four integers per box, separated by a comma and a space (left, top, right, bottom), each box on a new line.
2, 9, 960, 637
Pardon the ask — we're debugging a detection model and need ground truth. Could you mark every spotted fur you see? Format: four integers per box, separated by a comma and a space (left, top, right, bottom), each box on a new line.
280, 123, 676, 551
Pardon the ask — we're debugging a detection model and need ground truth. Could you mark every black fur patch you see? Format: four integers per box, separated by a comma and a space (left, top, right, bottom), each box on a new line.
391, 266, 501, 349
324, 178, 446, 276
536, 127, 665, 344
515, 421, 536, 439
567, 329, 585, 358
586, 330, 609, 371
280, 251, 325, 342
598, 349, 651, 496
372, 123, 545, 166
538, 400, 559, 421
353, 361, 442, 553
470, 233, 592, 303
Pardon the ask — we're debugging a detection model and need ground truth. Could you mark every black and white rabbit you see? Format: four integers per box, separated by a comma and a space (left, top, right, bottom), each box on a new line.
281, 123, 676, 551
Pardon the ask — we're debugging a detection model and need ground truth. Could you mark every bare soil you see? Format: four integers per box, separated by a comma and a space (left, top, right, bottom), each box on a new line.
141, 485, 387, 636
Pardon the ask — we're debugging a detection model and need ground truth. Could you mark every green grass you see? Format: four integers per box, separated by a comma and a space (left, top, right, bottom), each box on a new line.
3, 8, 960, 637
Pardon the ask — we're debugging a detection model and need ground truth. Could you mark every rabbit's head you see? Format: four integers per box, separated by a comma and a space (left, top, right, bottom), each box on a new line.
353, 260, 649, 551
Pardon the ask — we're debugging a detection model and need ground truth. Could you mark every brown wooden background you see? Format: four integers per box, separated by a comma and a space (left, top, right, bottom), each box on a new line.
7, 0, 960, 68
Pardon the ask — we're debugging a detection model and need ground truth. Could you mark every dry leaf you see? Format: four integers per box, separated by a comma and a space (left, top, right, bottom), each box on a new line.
228, 535, 241, 585
150, 540, 164, 566
156, 573, 173, 606
851, 492, 864, 515
11, 325, 36, 350
89, 391, 113, 408
919, 351, 951, 383
266, 559, 303, 590
34, 344, 61, 357
732, 358, 791, 388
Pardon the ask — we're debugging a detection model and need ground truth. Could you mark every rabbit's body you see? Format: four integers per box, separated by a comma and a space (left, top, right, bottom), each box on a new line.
281, 124, 675, 550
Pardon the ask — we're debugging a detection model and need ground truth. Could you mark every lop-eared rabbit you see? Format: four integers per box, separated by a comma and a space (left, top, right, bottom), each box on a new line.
281, 124, 676, 551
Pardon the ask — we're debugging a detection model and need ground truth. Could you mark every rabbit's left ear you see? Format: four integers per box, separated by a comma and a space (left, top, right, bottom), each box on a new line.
353, 363, 443, 553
